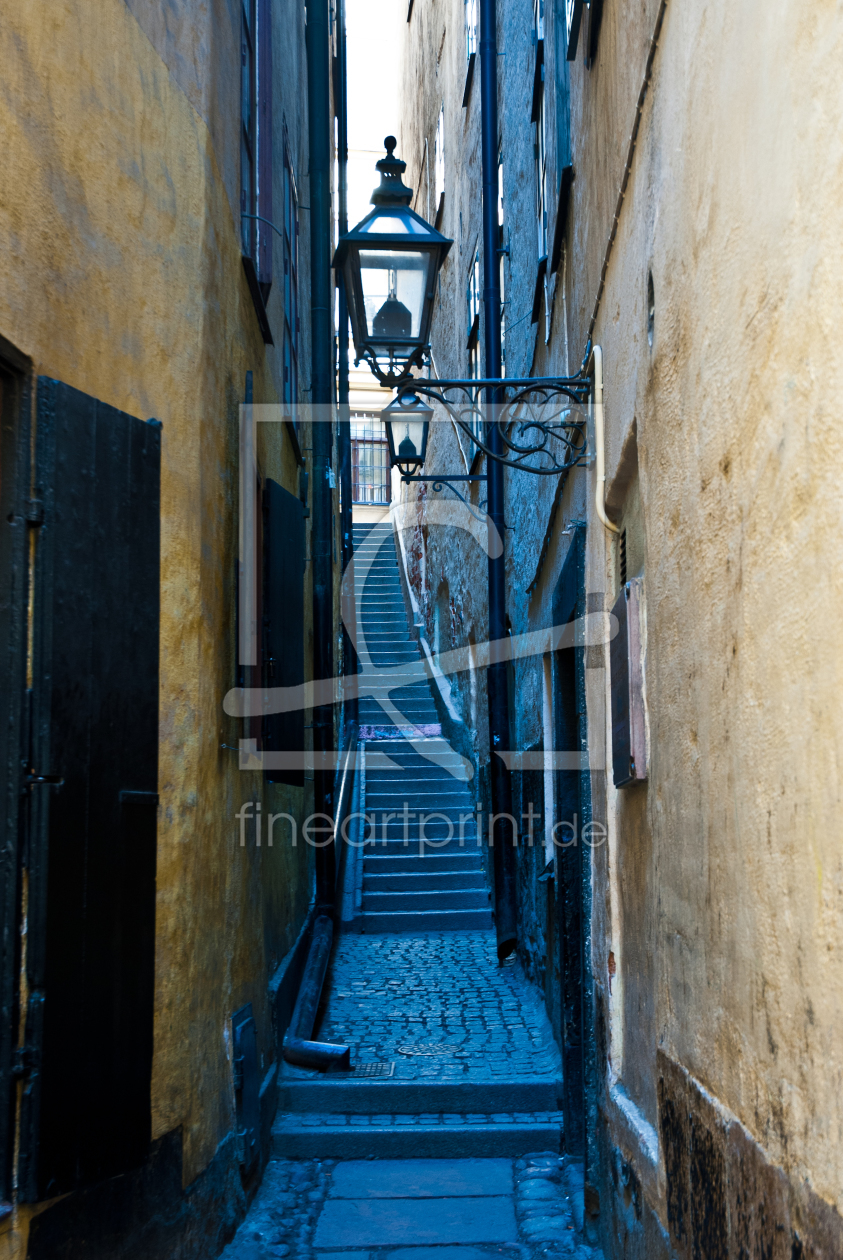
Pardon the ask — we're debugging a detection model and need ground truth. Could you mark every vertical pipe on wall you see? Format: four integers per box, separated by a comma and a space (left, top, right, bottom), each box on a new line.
335, 0, 357, 721
479, 0, 517, 959
307, 0, 336, 903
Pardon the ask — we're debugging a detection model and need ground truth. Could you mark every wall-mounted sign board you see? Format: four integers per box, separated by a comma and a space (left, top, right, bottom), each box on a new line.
610, 577, 649, 788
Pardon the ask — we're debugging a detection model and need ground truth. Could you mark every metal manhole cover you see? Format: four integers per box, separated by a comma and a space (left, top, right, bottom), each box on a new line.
396, 1045, 460, 1056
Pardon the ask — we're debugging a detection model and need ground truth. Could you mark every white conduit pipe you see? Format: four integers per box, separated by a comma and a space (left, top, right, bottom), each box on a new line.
591, 345, 620, 534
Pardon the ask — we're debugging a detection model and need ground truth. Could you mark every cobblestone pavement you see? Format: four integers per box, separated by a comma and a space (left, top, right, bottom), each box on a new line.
218, 1153, 604, 1260
313, 933, 562, 1082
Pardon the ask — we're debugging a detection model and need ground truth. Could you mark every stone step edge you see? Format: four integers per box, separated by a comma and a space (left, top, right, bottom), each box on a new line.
271, 1119, 563, 1160
277, 1077, 563, 1114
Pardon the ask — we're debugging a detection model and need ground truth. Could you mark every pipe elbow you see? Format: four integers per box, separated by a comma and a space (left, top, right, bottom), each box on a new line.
591, 345, 620, 535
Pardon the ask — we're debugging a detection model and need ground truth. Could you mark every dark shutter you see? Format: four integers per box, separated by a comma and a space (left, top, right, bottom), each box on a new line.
262, 478, 305, 786
0, 349, 32, 1204
18, 379, 160, 1200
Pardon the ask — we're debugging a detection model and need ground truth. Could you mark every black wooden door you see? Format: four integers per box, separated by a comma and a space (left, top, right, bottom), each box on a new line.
17, 379, 160, 1200
262, 477, 305, 786
0, 343, 33, 1204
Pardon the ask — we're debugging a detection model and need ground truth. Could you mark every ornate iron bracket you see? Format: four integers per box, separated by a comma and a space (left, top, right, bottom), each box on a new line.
398, 374, 592, 477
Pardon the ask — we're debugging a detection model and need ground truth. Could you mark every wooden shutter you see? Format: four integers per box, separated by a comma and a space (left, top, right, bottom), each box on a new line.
0, 347, 32, 1203
18, 379, 160, 1200
262, 478, 305, 786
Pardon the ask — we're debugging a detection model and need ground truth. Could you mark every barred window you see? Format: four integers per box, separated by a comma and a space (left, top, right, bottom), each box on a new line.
351, 416, 391, 504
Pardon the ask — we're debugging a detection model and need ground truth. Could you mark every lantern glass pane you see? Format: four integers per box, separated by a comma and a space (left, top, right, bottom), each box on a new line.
359, 250, 429, 341
391, 418, 426, 464
359, 215, 431, 236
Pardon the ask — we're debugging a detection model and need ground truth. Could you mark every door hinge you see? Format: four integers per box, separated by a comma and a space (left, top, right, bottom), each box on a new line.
25, 499, 44, 525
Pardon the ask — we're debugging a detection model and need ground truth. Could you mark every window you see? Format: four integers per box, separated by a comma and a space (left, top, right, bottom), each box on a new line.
534, 74, 547, 259
351, 416, 391, 504
241, 0, 273, 293
532, 0, 547, 261
466, 249, 483, 444
533, 0, 544, 39
434, 106, 445, 217
463, 0, 478, 104
240, 0, 256, 259
282, 148, 299, 406
466, 0, 477, 59
467, 248, 481, 382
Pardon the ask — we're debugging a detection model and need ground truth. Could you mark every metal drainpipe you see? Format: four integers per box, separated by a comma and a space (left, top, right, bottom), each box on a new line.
282, 11, 350, 1075
479, 0, 517, 960
307, 0, 336, 904
335, 0, 357, 722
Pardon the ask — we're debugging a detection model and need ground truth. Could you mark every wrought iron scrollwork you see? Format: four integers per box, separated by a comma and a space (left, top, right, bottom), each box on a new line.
405, 375, 592, 476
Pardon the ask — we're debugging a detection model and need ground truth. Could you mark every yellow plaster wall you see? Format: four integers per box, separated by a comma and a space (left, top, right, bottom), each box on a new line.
0, 2, 313, 1235
583, 0, 843, 1214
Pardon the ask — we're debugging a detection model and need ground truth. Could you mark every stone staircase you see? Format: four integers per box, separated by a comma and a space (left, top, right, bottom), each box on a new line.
270, 520, 563, 1163
352, 519, 492, 933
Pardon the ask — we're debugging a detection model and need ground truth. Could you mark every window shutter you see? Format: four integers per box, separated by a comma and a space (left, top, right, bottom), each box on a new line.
262, 478, 305, 786
18, 379, 160, 1200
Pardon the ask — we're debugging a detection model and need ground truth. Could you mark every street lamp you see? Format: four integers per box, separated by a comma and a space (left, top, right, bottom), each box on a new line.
381, 389, 432, 478
333, 137, 452, 386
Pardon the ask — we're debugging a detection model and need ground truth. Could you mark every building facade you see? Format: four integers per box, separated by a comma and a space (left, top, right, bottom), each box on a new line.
398, 0, 843, 1255
0, 2, 336, 1255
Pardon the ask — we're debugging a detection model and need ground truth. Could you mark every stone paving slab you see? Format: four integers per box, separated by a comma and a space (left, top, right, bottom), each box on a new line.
329, 1158, 513, 1198
218, 1154, 605, 1260
315, 932, 562, 1084
382, 1249, 520, 1260
313, 1196, 518, 1248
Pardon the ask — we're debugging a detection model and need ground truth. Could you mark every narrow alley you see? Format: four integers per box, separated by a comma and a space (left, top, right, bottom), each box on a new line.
1, 0, 841, 1255
217, 519, 595, 1259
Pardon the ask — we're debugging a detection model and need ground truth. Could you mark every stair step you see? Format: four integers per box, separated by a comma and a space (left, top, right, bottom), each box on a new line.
358, 908, 493, 932
277, 1077, 562, 1115
363, 889, 489, 912
363, 871, 485, 892
271, 1111, 563, 1159
363, 852, 483, 873
362, 812, 476, 822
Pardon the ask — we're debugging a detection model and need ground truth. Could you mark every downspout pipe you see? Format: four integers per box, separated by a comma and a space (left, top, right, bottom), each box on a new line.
307, 0, 336, 903
336, 0, 357, 715
479, 0, 517, 960
282, 727, 357, 1071
283, 0, 346, 1075
590, 346, 619, 534
282, 916, 351, 1070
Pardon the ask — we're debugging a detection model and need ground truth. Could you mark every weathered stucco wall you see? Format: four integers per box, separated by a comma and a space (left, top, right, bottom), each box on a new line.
402, 0, 843, 1249
572, 0, 843, 1236
0, 0, 315, 1253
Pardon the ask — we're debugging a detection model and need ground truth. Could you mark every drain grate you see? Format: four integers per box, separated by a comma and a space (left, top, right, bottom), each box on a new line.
346, 1062, 395, 1078
396, 1045, 460, 1056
